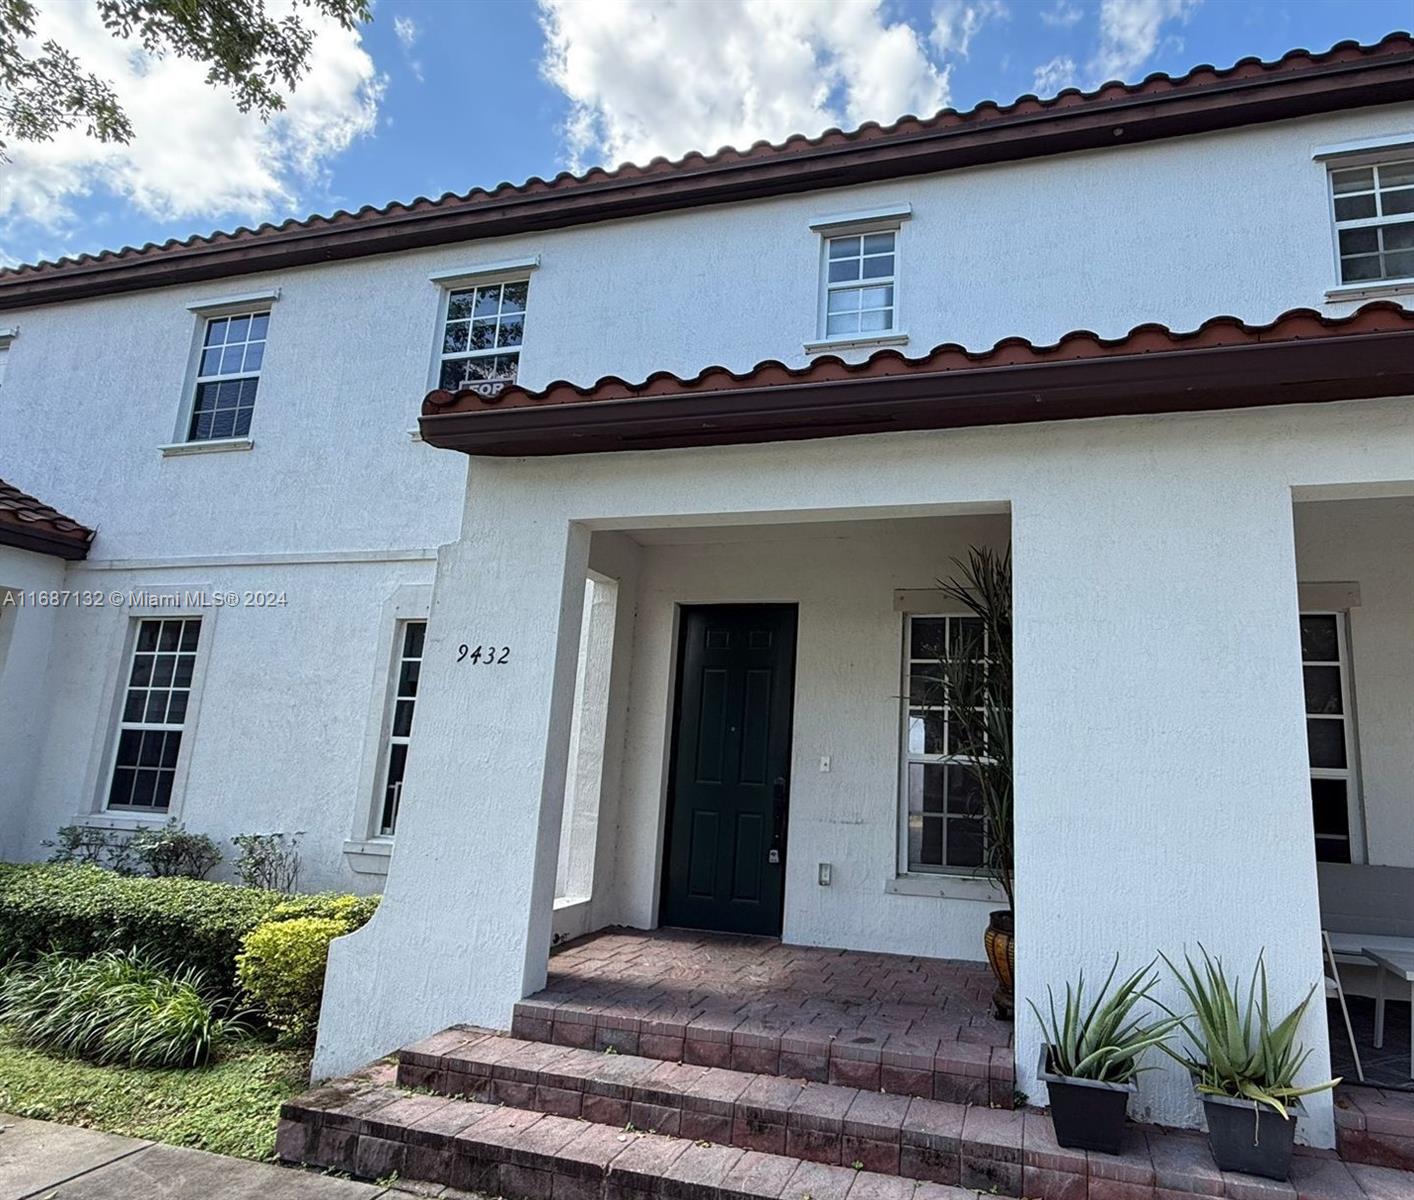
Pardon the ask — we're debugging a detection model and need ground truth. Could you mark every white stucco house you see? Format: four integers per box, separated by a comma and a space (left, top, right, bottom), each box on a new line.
4, 32, 1414, 1153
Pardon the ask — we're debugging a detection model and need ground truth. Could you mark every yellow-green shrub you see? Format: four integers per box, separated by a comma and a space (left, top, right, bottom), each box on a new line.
235, 917, 347, 1039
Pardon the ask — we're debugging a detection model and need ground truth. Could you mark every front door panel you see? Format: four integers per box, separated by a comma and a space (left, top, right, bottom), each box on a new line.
662, 605, 797, 936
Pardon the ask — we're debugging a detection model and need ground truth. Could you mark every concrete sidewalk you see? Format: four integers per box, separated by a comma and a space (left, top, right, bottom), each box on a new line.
0, 1114, 462, 1200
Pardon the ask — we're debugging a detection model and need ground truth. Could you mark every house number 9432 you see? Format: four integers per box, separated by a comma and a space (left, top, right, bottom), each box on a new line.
457, 644, 510, 664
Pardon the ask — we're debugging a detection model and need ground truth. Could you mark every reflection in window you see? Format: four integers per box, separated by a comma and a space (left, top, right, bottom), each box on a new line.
438, 280, 528, 392
190, 311, 268, 440
1301, 612, 1356, 862
378, 621, 426, 836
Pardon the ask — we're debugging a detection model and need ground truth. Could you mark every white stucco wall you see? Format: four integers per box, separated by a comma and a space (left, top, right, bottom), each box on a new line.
594, 517, 1010, 961
320, 393, 1414, 1146
1, 104, 1410, 566
0, 546, 66, 861
14, 556, 436, 892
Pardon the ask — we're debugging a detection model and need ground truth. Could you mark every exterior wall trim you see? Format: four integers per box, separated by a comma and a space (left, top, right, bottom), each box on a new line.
71, 548, 440, 572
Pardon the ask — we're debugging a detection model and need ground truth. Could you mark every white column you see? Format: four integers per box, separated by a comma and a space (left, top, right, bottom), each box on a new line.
1010, 478, 1335, 1146
314, 512, 589, 1080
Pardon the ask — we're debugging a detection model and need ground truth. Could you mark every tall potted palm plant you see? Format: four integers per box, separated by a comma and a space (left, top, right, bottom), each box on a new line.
930, 546, 1014, 1017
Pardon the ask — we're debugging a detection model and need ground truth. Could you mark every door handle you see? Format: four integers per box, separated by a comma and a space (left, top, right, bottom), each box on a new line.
770, 777, 788, 865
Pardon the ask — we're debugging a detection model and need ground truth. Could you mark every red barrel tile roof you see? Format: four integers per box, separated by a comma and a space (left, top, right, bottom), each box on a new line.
0, 479, 95, 560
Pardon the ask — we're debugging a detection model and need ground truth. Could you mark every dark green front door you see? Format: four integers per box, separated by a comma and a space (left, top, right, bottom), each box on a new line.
661, 605, 797, 936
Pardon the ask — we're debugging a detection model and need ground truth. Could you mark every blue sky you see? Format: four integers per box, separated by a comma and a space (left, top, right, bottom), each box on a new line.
1, 0, 1409, 268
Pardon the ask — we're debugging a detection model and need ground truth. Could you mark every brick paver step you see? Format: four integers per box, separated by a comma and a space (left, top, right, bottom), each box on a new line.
277, 1067, 1396, 1200
398, 1029, 1019, 1185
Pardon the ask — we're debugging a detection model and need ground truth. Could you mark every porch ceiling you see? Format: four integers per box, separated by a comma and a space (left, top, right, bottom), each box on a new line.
420, 302, 1414, 457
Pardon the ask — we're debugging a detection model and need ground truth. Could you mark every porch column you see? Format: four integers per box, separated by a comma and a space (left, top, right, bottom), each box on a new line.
1011, 478, 1334, 1145
314, 508, 589, 1080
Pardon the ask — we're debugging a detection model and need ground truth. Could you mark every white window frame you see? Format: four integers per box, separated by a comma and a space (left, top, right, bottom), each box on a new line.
170, 292, 280, 449
897, 611, 992, 878
87, 602, 215, 826
1323, 154, 1414, 295
806, 205, 910, 354
375, 618, 426, 838
1301, 609, 1365, 864
427, 257, 539, 397
346, 583, 431, 871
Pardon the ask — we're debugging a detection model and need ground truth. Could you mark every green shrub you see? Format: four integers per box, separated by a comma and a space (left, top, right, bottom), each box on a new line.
0, 864, 380, 996
127, 821, 222, 879
266, 892, 380, 929
0, 949, 244, 1068
235, 917, 349, 1039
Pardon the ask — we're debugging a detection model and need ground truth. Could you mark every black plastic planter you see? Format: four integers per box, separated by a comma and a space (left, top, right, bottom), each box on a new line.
1038, 1046, 1135, 1155
1201, 1092, 1302, 1180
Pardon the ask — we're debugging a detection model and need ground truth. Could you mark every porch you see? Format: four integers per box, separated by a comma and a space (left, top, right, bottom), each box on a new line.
514, 928, 1013, 1105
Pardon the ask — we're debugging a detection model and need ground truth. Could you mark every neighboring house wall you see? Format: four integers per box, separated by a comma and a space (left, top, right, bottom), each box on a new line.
0, 545, 65, 860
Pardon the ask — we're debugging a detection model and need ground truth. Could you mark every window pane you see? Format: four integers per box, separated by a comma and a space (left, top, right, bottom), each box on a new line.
859, 285, 894, 309
248, 313, 270, 340
908, 761, 946, 814
945, 817, 984, 868
404, 622, 425, 658
398, 659, 420, 698
473, 286, 502, 317
226, 315, 250, 343
909, 662, 944, 705
908, 709, 944, 754
828, 236, 861, 258
470, 319, 496, 350
860, 309, 893, 333
108, 767, 136, 808
443, 323, 469, 354
123, 690, 146, 721
1382, 189, 1414, 217
204, 318, 228, 346
861, 255, 894, 279
447, 291, 475, 321
1334, 194, 1377, 221
826, 312, 859, 336
947, 763, 984, 815
497, 316, 524, 348
1300, 615, 1339, 662
1303, 665, 1342, 715
1386, 221, 1414, 250
910, 618, 947, 658
828, 259, 861, 283
1339, 227, 1378, 255
1341, 255, 1383, 282
501, 281, 529, 311
826, 289, 858, 314
1307, 719, 1347, 769
242, 342, 264, 372
393, 698, 415, 738
1385, 249, 1414, 278
199, 347, 223, 375
1332, 167, 1374, 194
862, 232, 895, 254
1380, 161, 1414, 188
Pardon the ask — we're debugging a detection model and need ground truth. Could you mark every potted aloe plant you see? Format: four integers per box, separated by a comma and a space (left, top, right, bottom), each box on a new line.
1161, 948, 1339, 1180
1030, 958, 1177, 1154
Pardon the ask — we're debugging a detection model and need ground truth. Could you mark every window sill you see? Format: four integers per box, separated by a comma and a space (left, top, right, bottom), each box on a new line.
71, 811, 169, 832
343, 837, 393, 875
804, 331, 910, 355
1325, 278, 1414, 303
885, 873, 1004, 903
159, 437, 254, 457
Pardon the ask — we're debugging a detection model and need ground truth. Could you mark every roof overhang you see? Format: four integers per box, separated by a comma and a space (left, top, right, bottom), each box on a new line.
0, 523, 92, 560
418, 304, 1414, 457
1, 34, 1411, 311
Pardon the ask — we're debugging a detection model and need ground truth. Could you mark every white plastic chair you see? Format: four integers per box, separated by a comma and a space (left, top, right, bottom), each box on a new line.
1325, 930, 1364, 1083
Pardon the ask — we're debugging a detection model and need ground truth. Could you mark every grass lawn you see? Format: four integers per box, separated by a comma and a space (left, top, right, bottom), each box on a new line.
0, 1028, 310, 1161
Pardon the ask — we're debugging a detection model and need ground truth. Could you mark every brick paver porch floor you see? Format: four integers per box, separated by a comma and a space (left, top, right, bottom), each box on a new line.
514, 928, 1014, 1103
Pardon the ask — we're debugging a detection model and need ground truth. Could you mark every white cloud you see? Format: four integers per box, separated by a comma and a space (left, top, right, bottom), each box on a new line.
0, 2, 383, 243
1039, 0, 1083, 28
538, 0, 950, 173
1032, 54, 1078, 95
1092, 0, 1199, 82
393, 15, 420, 48
931, 0, 1008, 59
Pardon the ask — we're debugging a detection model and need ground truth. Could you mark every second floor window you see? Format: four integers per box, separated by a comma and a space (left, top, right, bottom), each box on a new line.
439, 280, 528, 392
1330, 159, 1414, 285
191, 311, 268, 440
824, 231, 896, 338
